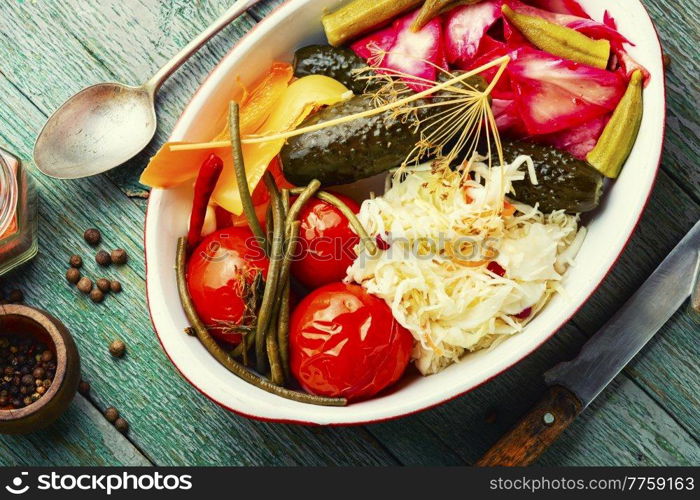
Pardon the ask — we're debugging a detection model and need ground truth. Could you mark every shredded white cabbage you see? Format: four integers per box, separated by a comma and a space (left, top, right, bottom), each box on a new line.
346, 156, 583, 375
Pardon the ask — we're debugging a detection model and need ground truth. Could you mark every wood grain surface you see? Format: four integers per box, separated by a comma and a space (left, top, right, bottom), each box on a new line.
475, 386, 583, 467
0, 0, 698, 466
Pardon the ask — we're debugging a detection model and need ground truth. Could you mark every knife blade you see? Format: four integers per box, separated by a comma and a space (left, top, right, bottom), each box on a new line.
476, 220, 700, 466
544, 219, 700, 407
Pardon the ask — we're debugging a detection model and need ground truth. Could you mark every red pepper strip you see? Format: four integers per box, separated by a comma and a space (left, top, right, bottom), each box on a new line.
187, 154, 224, 252
514, 307, 532, 320
487, 261, 506, 277
214, 206, 233, 230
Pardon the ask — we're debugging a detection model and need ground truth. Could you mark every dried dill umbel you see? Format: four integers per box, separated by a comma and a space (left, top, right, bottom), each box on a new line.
351, 50, 509, 174
170, 52, 510, 176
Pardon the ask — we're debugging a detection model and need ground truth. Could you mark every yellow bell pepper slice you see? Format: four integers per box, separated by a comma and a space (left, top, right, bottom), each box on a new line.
140, 71, 350, 215
214, 62, 294, 141
213, 75, 350, 214
140, 62, 293, 189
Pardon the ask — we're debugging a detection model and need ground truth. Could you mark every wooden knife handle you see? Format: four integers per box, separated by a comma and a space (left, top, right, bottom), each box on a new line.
475, 386, 583, 467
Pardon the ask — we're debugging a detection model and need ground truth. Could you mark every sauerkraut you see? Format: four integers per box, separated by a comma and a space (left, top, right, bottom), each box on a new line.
346, 156, 584, 375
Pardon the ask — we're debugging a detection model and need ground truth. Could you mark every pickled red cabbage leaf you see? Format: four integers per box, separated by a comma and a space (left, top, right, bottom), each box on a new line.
508, 47, 626, 134
444, 1, 503, 66
533, 114, 610, 159
352, 10, 446, 92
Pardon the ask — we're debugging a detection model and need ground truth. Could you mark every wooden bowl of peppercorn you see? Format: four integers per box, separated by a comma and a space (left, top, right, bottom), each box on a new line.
0, 304, 80, 434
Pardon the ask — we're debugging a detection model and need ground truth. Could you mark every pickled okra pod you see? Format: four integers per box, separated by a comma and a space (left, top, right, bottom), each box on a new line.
586, 70, 644, 178
322, 0, 422, 46
412, 0, 482, 31
502, 5, 610, 69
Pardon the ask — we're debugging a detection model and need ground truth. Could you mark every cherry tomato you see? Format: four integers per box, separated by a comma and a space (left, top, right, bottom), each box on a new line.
290, 192, 361, 290
290, 283, 414, 401
187, 227, 268, 344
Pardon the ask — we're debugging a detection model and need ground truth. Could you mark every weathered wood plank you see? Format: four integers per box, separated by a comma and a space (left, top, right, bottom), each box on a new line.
372, 323, 700, 466
0, 0, 697, 467
569, 171, 700, 438
365, 418, 465, 466
0, 0, 478, 466
0, 396, 151, 466
248, 0, 285, 20
0, 0, 258, 200
540, 376, 700, 466
0, 75, 398, 466
641, 0, 700, 202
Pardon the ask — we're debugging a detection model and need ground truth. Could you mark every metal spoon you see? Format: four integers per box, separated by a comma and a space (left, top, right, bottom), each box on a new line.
34, 0, 261, 179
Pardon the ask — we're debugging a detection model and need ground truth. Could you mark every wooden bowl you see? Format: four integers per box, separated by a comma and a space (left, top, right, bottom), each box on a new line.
0, 304, 80, 434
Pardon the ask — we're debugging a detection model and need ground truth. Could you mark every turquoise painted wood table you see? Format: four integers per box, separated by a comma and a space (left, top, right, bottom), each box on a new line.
0, 0, 698, 466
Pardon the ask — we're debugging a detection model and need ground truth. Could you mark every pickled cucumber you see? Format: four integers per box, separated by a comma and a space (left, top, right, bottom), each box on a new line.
280, 94, 428, 186
293, 45, 370, 95
280, 73, 489, 187
499, 141, 604, 213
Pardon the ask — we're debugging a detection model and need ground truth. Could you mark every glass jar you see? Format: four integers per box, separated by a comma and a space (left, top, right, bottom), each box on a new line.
0, 147, 38, 276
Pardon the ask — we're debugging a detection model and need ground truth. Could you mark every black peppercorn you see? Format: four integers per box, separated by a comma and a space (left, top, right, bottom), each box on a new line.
110, 281, 122, 294
40, 350, 53, 363
66, 268, 81, 284
77, 277, 93, 294
90, 289, 105, 303
78, 379, 90, 396
0, 335, 55, 409
104, 406, 119, 422
108, 339, 126, 358
114, 417, 129, 433
69, 255, 83, 268
8, 289, 23, 303
95, 250, 112, 267
111, 248, 128, 265
84, 228, 102, 246
96, 278, 110, 293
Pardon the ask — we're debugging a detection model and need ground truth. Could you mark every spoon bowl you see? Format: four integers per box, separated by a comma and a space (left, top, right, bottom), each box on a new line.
32, 0, 262, 180
34, 83, 156, 179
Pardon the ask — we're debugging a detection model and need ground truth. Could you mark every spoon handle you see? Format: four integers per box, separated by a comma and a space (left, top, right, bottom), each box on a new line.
144, 0, 262, 94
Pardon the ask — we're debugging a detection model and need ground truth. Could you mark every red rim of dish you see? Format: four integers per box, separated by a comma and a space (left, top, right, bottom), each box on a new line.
144, 0, 667, 426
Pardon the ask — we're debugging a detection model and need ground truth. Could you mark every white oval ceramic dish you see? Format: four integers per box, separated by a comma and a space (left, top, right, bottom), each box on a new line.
145, 0, 665, 425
